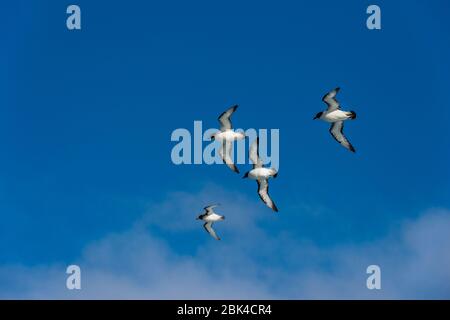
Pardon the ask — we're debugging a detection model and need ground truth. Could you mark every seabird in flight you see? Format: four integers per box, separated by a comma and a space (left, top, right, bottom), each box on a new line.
196, 204, 225, 240
211, 105, 246, 173
313, 87, 357, 152
243, 137, 279, 212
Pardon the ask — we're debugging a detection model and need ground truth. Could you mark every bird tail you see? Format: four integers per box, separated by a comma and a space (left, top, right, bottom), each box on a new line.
271, 169, 278, 178
349, 111, 357, 120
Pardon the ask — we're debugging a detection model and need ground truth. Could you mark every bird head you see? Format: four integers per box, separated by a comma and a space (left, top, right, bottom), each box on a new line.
313, 112, 323, 120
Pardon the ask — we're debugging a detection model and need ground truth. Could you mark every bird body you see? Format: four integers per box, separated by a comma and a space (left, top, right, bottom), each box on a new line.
199, 212, 224, 222
213, 129, 245, 141
320, 109, 355, 123
247, 167, 277, 180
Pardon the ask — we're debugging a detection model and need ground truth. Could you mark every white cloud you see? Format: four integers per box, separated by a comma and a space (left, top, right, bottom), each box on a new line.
0, 187, 449, 299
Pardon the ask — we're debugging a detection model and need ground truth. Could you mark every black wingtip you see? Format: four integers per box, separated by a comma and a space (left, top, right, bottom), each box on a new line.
232, 104, 238, 111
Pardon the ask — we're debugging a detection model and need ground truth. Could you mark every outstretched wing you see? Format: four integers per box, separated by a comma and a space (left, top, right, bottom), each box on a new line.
329, 121, 355, 153
219, 140, 239, 173
204, 204, 219, 215
218, 105, 238, 131
249, 137, 263, 169
322, 87, 341, 112
203, 222, 220, 240
257, 179, 278, 212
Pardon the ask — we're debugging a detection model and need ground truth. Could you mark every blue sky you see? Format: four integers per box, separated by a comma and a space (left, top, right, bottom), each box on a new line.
1, 0, 449, 298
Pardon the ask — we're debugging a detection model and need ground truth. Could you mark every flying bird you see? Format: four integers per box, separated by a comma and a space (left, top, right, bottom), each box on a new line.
196, 204, 225, 240
243, 137, 278, 212
313, 87, 357, 152
211, 105, 246, 173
